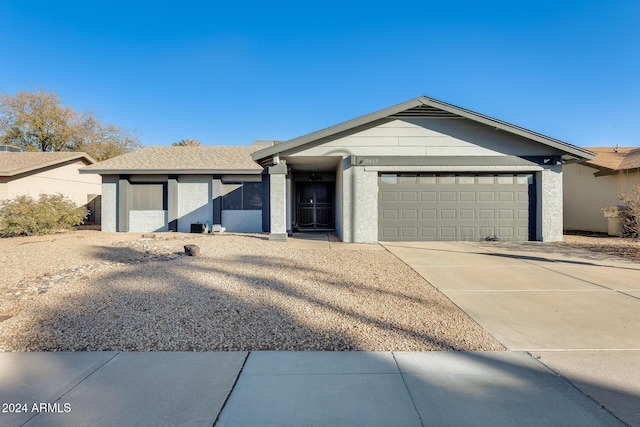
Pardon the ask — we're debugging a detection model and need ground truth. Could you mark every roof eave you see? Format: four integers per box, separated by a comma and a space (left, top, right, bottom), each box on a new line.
2, 153, 95, 176
593, 167, 639, 177
417, 96, 595, 160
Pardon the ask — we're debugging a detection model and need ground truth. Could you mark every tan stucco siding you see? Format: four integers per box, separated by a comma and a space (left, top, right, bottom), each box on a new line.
289, 118, 558, 158
563, 163, 640, 232
3, 160, 102, 206
0, 180, 7, 200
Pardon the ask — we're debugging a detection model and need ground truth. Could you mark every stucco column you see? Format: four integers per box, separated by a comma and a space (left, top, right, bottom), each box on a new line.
342, 160, 378, 243
537, 164, 563, 242
101, 175, 118, 232
167, 176, 178, 232
117, 176, 130, 232
351, 166, 378, 243
269, 162, 287, 241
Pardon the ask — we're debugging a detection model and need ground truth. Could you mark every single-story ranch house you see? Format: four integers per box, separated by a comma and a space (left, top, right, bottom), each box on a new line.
1, 150, 102, 222
81, 96, 594, 242
564, 146, 640, 233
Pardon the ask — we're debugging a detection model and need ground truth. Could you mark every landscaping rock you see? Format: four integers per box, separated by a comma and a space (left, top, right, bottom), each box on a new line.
142, 233, 156, 239
184, 245, 201, 256
0, 233, 508, 352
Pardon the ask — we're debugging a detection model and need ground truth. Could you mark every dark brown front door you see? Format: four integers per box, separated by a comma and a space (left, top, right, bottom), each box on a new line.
297, 182, 334, 230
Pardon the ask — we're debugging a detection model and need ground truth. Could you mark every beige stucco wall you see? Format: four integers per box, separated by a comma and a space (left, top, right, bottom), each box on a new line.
563, 163, 640, 232
2, 160, 101, 207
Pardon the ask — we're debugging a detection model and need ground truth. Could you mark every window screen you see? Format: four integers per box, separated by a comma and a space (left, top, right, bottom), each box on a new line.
131, 183, 166, 210
243, 182, 262, 209
222, 182, 262, 210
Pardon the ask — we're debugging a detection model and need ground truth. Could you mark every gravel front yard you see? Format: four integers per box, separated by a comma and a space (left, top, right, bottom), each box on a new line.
561, 232, 640, 262
0, 231, 504, 352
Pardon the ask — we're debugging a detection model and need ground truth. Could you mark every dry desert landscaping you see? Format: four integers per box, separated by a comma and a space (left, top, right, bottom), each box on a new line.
0, 230, 504, 352
562, 231, 640, 262
1, 230, 637, 352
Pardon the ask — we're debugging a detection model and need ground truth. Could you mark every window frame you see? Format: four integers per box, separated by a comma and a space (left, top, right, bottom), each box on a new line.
129, 182, 167, 211
222, 181, 263, 211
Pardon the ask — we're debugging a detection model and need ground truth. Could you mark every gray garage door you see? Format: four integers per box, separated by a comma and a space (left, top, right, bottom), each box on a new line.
378, 173, 533, 241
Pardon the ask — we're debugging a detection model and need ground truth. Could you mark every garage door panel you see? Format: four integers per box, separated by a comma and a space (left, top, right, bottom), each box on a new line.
497, 228, 515, 238
440, 191, 456, 201
478, 192, 495, 201
438, 176, 455, 184
459, 227, 476, 238
498, 192, 515, 201
401, 191, 418, 201
479, 210, 495, 220
381, 191, 398, 202
381, 227, 398, 239
382, 209, 398, 220
516, 227, 529, 238
421, 227, 437, 238
459, 209, 475, 220
401, 227, 418, 238
479, 226, 496, 236
498, 210, 514, 220
421, 191, 437, 201
379, 174, 531, 242
440, 209, 456, 220
459, 192, 476, 202
402, 210, 418, 220
440, 227, 457, 239
421, 209, 437, 220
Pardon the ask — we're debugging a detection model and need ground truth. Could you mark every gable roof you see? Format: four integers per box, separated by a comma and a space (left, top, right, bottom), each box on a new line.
80, 146, 263, 175
0, 152, 95, 177
582, 147, 640, 175
252, 95, 595, 163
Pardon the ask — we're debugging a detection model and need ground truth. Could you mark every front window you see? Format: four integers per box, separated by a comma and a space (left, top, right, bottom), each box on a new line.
222, 182, 262, 210
130, 183, 166, 210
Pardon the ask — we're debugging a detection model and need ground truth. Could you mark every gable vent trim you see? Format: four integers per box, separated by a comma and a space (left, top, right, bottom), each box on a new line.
390, 105, 461, 118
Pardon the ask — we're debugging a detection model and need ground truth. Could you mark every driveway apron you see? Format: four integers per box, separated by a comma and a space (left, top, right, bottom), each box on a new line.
383, 241, 640, 427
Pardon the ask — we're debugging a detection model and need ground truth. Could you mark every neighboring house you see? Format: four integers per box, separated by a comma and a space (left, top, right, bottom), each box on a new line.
0, 151, 102, 222
81, 96, 593, 242
564, 147, 640, 233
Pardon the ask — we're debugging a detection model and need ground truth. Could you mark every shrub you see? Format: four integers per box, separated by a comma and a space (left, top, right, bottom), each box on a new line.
618, 186, 640, 238
0, 194, 88, 237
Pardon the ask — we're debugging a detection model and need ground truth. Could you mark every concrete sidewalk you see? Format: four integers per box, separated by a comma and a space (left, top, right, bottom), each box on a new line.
0, 351, 623, 426
383, 241, 640, 427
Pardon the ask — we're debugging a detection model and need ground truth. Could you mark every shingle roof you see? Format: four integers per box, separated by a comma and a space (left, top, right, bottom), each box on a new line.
584, 147, 640, 172
0, 152, 95, 176
80, 146, 263, 174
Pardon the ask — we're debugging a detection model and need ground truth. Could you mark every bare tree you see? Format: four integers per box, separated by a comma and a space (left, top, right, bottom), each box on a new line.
172, 139, 203, 146
0, 90, 141, 160
619, 186, 640, 238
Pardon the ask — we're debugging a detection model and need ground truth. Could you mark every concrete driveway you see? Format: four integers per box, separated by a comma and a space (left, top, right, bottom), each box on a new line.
383, 241, 640, 427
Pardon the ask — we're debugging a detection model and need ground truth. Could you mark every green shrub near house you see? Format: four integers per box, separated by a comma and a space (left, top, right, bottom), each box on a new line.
0, 194, 88, 237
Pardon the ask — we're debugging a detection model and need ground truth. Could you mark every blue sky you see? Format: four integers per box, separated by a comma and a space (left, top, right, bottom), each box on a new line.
1, 1, 638, 148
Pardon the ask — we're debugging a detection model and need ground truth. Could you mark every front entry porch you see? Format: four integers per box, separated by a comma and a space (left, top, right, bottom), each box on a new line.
295, 181, 334, 231
267, 155, 342, 241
